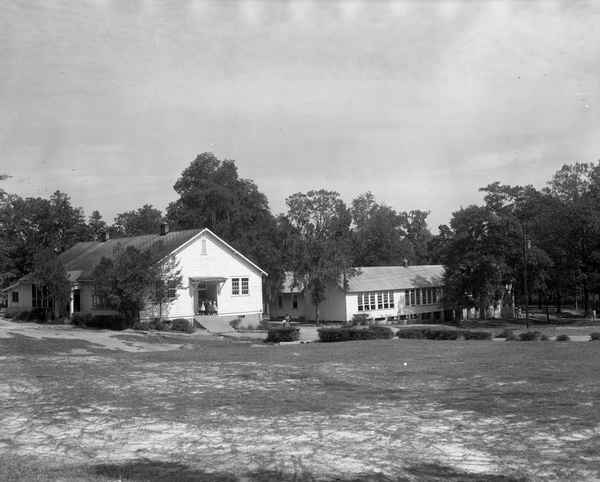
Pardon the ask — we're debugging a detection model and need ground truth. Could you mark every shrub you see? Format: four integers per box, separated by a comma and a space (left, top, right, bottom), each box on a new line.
71, 313, 92, 327
3, 312, 13, 319
229, 317, 242, 330
86, 314, 129, 330
397, 328, 426, 339
149, 318, 167, 331
132, 321, 150, 331
14, 309, 48, 322
318, 326, 394, 343
590, 332, 600, 341
518, 331, 544, 341
352, 313, 371, 326
555, 334, 570, 342
369, 326, 394, 339
265, 327, 300, 343
171, 318, 195, 333
463, 330, 492, 340
495, 328, 516, 340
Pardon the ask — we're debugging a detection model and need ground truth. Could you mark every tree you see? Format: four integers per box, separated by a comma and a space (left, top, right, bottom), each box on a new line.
166, 152, 284, 310
148, 254, 183, 319
31, 249, 72, 319
88, 210, 107, 241
0, 190, 88, 288
441, 205, 514, 320
90, 246, 182, 323
111, 204, 163, 237
285, 189, 354, 322
544, 162, 600, 315
350, 192, 411, 266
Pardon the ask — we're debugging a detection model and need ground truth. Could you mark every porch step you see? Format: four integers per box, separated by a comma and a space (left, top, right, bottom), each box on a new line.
194, 315, 239, 334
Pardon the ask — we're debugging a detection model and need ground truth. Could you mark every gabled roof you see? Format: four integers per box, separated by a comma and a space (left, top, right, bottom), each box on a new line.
57, 229, 203, 280
278, 265, 445, 294
346, 265, 445, 292
7, 228, 267, 286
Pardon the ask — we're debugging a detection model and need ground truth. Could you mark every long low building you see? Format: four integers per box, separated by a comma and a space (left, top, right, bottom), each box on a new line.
271, 265, 448, 323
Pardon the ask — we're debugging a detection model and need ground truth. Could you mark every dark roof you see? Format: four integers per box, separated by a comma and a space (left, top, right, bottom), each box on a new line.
59, 229, 202, 280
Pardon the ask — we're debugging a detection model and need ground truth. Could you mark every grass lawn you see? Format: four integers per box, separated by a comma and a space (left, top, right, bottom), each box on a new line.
1, 324, 599, 481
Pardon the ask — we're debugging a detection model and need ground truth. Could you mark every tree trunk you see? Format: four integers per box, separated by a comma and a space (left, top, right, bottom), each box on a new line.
584, 284, 590, 317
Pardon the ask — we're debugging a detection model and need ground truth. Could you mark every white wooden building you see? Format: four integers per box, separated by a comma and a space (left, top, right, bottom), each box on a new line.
4, 226, 267, 325
271, 265, 446, 323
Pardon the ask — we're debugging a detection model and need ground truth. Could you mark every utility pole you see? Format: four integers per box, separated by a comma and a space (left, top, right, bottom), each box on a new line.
522, 222, 529, 329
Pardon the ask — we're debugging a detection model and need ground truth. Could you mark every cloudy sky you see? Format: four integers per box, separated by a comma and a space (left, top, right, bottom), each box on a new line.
1, 1, 599, 230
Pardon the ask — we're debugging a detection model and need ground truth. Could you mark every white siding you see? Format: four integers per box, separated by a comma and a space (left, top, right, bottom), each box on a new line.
161, 232, 264, 319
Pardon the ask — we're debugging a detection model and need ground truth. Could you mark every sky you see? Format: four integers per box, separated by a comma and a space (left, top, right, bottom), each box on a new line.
1, 0, 599, 231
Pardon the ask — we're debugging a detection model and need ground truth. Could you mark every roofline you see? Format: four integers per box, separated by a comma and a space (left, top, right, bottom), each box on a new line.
158, 227, 269, 277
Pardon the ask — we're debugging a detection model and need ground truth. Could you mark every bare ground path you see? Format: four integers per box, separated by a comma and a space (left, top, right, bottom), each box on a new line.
1, 318, 599, 481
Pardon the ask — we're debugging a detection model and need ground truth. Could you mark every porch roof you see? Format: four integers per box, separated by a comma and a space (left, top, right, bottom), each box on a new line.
189, 276, 227, 284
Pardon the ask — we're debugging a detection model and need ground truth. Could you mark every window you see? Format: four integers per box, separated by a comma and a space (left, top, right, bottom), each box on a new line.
92, 287, 111, 310
231, 277, 249, 296
416, 289, 421, 305
358, 291, 394, 311
410, 289, 415, 306
292, 294, 298, 309
432, 288, 438, 304
405, 290, 409, 306
32, 285, 51, 309
201, 239, 207, 255
278, 295, 283, 309
167, 280, 178, 299
11, 291, 18, 303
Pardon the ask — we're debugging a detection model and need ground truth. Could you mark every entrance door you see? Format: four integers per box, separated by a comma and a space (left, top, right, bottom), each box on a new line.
73, 289, 81, 313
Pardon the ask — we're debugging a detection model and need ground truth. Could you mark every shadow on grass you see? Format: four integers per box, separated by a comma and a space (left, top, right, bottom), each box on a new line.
405, 462, 526, 481
92, 459, 402, 481
91, 459, 525, 482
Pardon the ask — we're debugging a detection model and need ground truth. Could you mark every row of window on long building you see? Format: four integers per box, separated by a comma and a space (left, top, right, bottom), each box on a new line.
357, 287, 442, 311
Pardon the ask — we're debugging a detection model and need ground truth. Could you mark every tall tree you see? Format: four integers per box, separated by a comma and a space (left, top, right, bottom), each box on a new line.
0, 191, 88, 287
166, 153, 284, 309
441, 205, 514, 320
285, 189, 354, 322
111, 204, 163, 237
350, 192, 411, 266
88, 210, 107, 241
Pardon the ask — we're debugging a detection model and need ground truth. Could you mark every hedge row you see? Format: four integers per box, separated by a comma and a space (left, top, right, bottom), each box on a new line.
265, 327, 300, 343
396, 328, 492, 340
317, 326, 394, 343
72, 313, 129, 330
8, 309, 49, 322
133, 318, 195, 333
